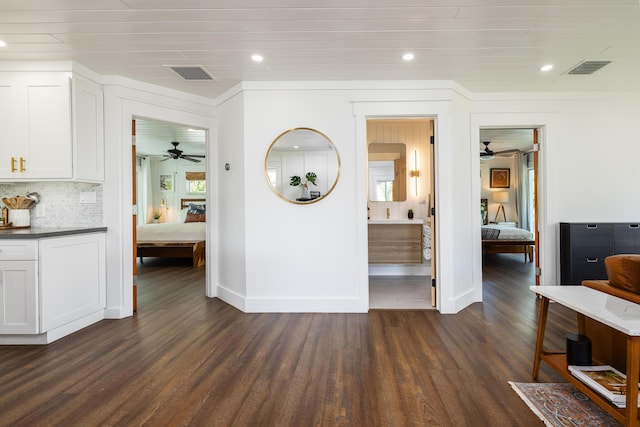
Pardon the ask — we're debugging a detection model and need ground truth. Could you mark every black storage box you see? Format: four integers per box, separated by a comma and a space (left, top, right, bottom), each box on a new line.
566, 333, 592, 366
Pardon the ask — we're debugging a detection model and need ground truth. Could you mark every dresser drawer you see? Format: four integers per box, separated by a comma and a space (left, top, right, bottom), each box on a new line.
614, 223, 640, 253
567, 223, 614, 247
0, 240, 38, 260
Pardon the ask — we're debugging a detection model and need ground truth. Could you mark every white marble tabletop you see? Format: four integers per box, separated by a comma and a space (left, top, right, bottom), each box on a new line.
531, 285, 640, 336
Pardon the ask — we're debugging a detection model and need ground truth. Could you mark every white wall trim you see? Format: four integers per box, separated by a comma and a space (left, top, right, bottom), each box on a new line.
469, 112, 558, 295
215, 285, 246, 312
103, 83, 216, 318
352, 99, 458, 313
245, 297, 365, 313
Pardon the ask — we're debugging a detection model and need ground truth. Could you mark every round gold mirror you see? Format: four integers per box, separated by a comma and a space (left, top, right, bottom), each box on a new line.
265, 128, 341, 204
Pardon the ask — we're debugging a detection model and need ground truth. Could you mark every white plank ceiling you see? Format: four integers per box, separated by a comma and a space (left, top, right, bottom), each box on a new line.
2, 1, 637, 155
1, 0, 639, 100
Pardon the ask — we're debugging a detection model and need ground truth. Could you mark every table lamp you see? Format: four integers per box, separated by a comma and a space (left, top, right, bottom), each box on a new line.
493, 191, 509, 222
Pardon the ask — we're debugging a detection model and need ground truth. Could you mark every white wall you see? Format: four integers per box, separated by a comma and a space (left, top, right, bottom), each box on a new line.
225, 82, 472, 313
480, 156, 518, 223
215, 90, 248, 309
470, 93, 640, 294
95, 71, 640, 316
146, 157, 206, 223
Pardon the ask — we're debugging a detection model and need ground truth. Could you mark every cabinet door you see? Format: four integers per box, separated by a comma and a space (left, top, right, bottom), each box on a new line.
72, 77, 104, 182
39, 233, 106, 332
0, 73, 72, 180
0, 76, 28, 177
0, 261, 38, 334
25, 74, 72, 179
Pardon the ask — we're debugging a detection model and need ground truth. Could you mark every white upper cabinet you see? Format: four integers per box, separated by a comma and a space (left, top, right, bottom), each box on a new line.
72, 77, 105, 182
0, 71, 104, 182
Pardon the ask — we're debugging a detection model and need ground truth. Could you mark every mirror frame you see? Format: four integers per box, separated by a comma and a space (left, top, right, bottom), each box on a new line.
264, 127, 341, 205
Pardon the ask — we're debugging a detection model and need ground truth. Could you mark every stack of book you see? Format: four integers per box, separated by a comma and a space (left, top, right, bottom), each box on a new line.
569, 365, 640, 408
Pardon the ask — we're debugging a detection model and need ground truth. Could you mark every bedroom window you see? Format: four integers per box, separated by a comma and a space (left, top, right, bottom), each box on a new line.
186, 171, 206, 194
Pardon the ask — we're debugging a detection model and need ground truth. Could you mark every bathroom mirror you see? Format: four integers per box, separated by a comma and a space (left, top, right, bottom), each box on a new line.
265, 128, 341, 204
368, 143, 406, 201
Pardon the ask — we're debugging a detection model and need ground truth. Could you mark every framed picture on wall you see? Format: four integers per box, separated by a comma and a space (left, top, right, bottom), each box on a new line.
490, 168, 510, 188
160, 173, 174, 192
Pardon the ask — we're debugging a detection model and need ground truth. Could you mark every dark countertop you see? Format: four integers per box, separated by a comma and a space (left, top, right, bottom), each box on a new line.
0, 227, 107, 239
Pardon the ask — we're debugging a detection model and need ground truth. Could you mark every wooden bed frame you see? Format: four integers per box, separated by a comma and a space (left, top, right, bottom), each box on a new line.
482, 239, 535, 262
137, 198, 206, 267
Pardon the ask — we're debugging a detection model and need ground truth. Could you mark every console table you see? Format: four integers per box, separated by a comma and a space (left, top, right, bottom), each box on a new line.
531, 285, 640, 426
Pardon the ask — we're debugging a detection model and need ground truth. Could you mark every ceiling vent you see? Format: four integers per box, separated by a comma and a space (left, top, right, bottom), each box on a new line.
567, 60, 611, 75
166, 65, 215, 81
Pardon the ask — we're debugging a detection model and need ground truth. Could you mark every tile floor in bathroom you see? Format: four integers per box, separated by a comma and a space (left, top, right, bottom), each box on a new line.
369, 275, 433, 309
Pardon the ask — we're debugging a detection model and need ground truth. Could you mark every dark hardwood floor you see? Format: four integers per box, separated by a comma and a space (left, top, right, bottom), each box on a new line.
0, 254, 577, 426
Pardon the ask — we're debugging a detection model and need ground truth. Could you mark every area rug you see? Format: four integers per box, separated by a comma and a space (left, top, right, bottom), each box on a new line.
509, 382, 621, 426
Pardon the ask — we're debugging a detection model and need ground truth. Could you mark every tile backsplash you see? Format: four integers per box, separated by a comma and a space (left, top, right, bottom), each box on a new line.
0, 182, 103, 228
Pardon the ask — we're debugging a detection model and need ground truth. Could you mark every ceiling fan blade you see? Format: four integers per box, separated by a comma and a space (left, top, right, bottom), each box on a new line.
183, 154, 205, 158
181, 156, 202, 163
495, 149, 523, 156
160, 156, 172, 162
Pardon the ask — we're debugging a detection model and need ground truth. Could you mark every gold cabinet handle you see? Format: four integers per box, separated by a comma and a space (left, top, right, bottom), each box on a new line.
10, 157, 16, 173
19, 157, 26, 172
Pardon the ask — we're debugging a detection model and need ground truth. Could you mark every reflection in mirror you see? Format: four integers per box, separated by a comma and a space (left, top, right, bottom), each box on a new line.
265, 128, 341, 204
368, 143, 406, 201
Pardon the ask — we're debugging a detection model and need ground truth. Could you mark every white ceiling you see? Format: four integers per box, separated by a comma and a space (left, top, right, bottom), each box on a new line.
135, 117, 206, 156
1, 0, 639, 100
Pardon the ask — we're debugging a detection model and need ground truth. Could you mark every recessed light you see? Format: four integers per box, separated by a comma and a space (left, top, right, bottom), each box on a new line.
251, 54, 264, 62
402, 53, 415, 61
0, 40, 6, 48
540, 64, 553, 72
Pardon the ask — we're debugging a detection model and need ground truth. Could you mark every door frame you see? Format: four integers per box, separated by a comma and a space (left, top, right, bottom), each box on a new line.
470, 112, 557, 297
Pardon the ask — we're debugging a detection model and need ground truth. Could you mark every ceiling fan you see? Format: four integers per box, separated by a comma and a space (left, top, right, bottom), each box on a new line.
161, 141, 205, 163
480, 141, 521, 160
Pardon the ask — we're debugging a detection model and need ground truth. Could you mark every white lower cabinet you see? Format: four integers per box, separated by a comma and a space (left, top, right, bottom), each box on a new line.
0, 260, 38, 334
0, 232, 106, 342
39, 233, 106, 332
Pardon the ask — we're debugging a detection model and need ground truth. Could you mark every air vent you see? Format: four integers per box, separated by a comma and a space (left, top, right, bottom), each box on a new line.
167, 65, 215, 81
567, 60, 611, 75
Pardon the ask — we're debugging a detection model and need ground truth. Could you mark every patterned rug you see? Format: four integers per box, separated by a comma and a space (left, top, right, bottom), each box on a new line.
509, 382, 621, 426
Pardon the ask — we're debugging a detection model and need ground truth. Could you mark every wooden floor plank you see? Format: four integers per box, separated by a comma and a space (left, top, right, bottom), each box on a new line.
0, 254, 576, 426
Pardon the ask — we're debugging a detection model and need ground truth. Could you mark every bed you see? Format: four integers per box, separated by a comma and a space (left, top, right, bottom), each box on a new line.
136, 198, 206, 267
481, 224, 535, 262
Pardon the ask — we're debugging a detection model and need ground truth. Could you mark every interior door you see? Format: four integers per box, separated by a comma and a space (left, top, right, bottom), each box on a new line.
533, 129, 540, 286
132, 119, 138, 311
429, 121, 437, 307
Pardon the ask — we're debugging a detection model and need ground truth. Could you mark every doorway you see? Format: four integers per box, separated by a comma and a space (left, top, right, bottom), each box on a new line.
367, 117, 436, 309
479, 127, 539, 287
132, 117, 208, 310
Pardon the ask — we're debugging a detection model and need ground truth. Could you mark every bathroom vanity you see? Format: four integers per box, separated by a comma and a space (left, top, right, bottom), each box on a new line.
368, 219, 423, 264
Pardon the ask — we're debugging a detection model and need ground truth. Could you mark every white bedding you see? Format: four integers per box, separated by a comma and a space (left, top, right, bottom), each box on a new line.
137, 222, 206, 242
482, 224, 533, 240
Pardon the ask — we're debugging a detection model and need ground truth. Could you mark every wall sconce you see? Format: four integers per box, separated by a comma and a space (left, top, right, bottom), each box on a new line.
410, 150, 420, 197
493, 191, 509, 222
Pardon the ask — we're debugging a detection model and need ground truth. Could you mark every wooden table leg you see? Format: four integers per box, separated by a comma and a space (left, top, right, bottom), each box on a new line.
532, 296, 550, 380
625, 337, 640, 426
577, 313, 586, 336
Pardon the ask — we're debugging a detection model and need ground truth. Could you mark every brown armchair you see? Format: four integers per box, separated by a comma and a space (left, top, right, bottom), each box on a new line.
581, 254, 640, 369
